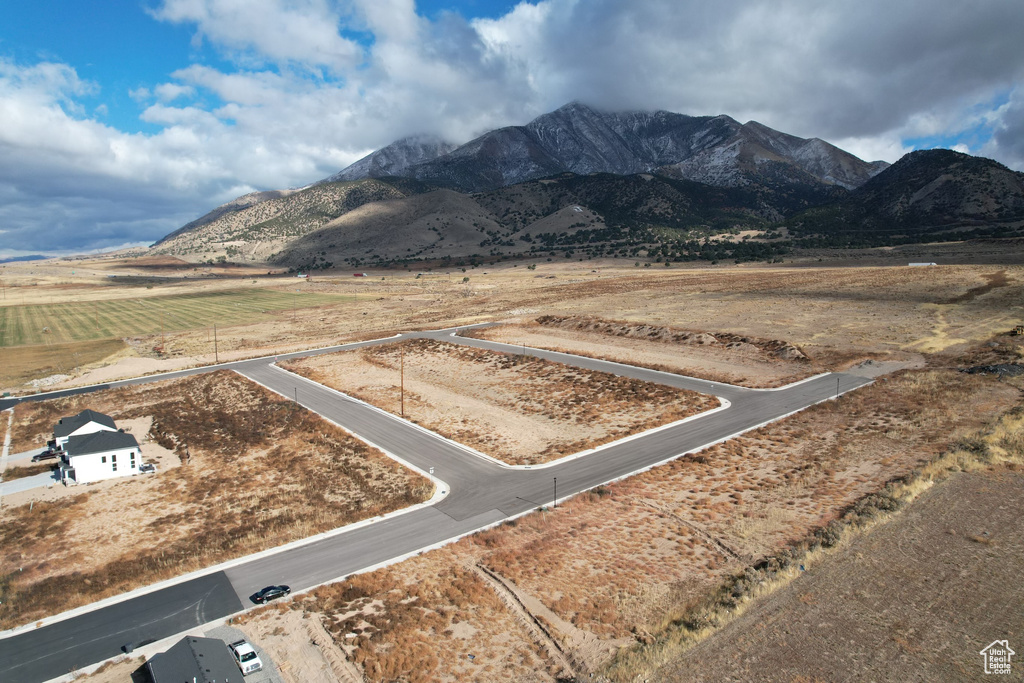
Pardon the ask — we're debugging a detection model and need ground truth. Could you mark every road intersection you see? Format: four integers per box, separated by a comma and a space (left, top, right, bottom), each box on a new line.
0, 327, 872, 683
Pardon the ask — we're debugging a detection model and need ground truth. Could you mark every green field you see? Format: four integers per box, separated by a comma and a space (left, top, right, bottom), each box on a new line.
0, 288, 347, 347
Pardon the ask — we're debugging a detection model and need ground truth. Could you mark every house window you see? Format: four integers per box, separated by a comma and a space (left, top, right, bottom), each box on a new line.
112, 453, 117, 471
130, 451, 136, 468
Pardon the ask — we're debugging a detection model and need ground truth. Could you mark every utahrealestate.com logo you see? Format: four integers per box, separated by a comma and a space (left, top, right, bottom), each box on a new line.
980, 640, 1015, 675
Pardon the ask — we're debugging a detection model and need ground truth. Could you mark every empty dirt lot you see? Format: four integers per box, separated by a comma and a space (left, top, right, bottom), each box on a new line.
282, 338, 718, 465
0, 371, 431, 629
652, 465, 1024, 682
469, 315, 825, 387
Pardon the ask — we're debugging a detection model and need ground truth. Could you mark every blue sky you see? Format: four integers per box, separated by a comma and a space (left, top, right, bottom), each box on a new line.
1, 0, 1023, 257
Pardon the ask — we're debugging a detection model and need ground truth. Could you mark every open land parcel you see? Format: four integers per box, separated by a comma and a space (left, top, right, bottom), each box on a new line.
2, 244, 1024, 681
0, 371, 431, 630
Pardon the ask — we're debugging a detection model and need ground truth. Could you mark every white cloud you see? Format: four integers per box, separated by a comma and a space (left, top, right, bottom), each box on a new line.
151, 0, 363, 72
154, 82, 196, 102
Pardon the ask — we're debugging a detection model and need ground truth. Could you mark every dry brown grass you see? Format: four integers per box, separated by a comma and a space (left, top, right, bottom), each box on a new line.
5, 256, 1021, 393
470, 369, 1014, 643
467, 315, 824, 387
0, 462, 55, 481
0, 338, 127, 390
285, 549, 555, 683
0, 371, 431, 629
278, 366, 1018, 683
284, 338, 718, 464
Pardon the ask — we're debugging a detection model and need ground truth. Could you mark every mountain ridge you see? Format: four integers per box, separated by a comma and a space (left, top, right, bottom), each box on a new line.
361, 102, 887, 193
152, 104, 1023, 269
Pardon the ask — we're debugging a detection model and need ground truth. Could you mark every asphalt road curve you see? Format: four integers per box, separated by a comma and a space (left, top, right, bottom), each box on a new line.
0, 327, 871, 683
0, 572, 241, 683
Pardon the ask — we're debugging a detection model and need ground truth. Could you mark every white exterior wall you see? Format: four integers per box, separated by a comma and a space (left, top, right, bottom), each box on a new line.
68, 447, 140, 484
55, 423, 116, 449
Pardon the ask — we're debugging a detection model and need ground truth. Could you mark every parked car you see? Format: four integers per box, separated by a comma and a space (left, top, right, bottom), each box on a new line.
251, 585, 291, 604
139, 463, 157, 474
228, 639, 263, 675
31, 449, 58, 463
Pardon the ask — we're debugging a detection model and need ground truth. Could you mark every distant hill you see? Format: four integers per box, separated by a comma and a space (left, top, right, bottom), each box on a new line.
786, 149, 1024, 244
151, 178, 436, 262
0, 254, 48, 264
273, 172, 798, 271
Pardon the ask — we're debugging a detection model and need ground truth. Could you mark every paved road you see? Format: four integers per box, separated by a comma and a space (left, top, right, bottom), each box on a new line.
0, 470, 59, 497
0, 329, 871, 683
0, 573, 241, 683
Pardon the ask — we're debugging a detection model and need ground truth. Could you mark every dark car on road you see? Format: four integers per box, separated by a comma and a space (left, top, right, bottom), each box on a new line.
31, 449, 59, 463
251, 585, 290, 604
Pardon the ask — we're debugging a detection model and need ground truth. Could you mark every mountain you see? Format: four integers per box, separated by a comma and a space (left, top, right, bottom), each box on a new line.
272, 171, 796, 271
786, 149, 1024, 242
323, 134, 458, 183
151, 178, 435, 262
155, 188, 298, 246
335, 102, 887, 194
157, 105, 1024, 269
661, 120, 887, 190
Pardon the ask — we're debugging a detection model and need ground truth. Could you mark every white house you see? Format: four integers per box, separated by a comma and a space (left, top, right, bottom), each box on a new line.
52, 409, 117, 451
60, 430, 141, 484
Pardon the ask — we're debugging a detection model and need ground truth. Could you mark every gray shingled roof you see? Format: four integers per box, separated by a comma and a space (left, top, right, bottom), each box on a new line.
53, 409, 116, 438
145, 636, 240, 683
65, 430, 138, 457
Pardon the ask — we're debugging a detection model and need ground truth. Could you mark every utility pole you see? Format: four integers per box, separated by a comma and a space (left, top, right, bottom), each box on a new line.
400, 345, 405, 417
214, 323, 219, 364
836, 377, 840, 400
553, 477, 557, 509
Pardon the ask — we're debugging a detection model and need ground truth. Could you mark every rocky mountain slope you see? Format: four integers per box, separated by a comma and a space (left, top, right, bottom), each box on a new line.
324, 135, 458, 183
786, 149, 1024, 243
151, 177, 434, 262
272, 172, 795, 271
341, 102, 886, 194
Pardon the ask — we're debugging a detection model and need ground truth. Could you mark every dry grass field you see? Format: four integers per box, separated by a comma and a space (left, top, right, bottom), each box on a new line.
2, 252, 1022, 394
467, 315, 822, 387
650, 413, 1024, 682
282, 338, 717, 464
233, 360, 1020, 682
0, 371, 431, 629
3, 246, 1023, 680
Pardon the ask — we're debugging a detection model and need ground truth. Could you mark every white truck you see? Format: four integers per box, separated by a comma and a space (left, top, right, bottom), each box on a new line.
229, 639, 263, 676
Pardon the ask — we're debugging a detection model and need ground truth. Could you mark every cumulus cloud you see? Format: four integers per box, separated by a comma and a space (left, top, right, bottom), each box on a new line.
2, 0, 1024, 256
151, 0, 363, 72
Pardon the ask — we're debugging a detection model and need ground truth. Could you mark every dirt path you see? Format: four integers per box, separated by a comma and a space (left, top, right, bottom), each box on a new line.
304, 617, 364, 683
474, 563, 631, 675
945, 269, 1010, 304
472, 563, 579, 678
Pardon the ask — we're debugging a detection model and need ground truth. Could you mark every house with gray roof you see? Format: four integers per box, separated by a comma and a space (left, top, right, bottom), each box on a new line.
60, 428, 141, 484
145, 635, 241, 683
52, 409, 117, 450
